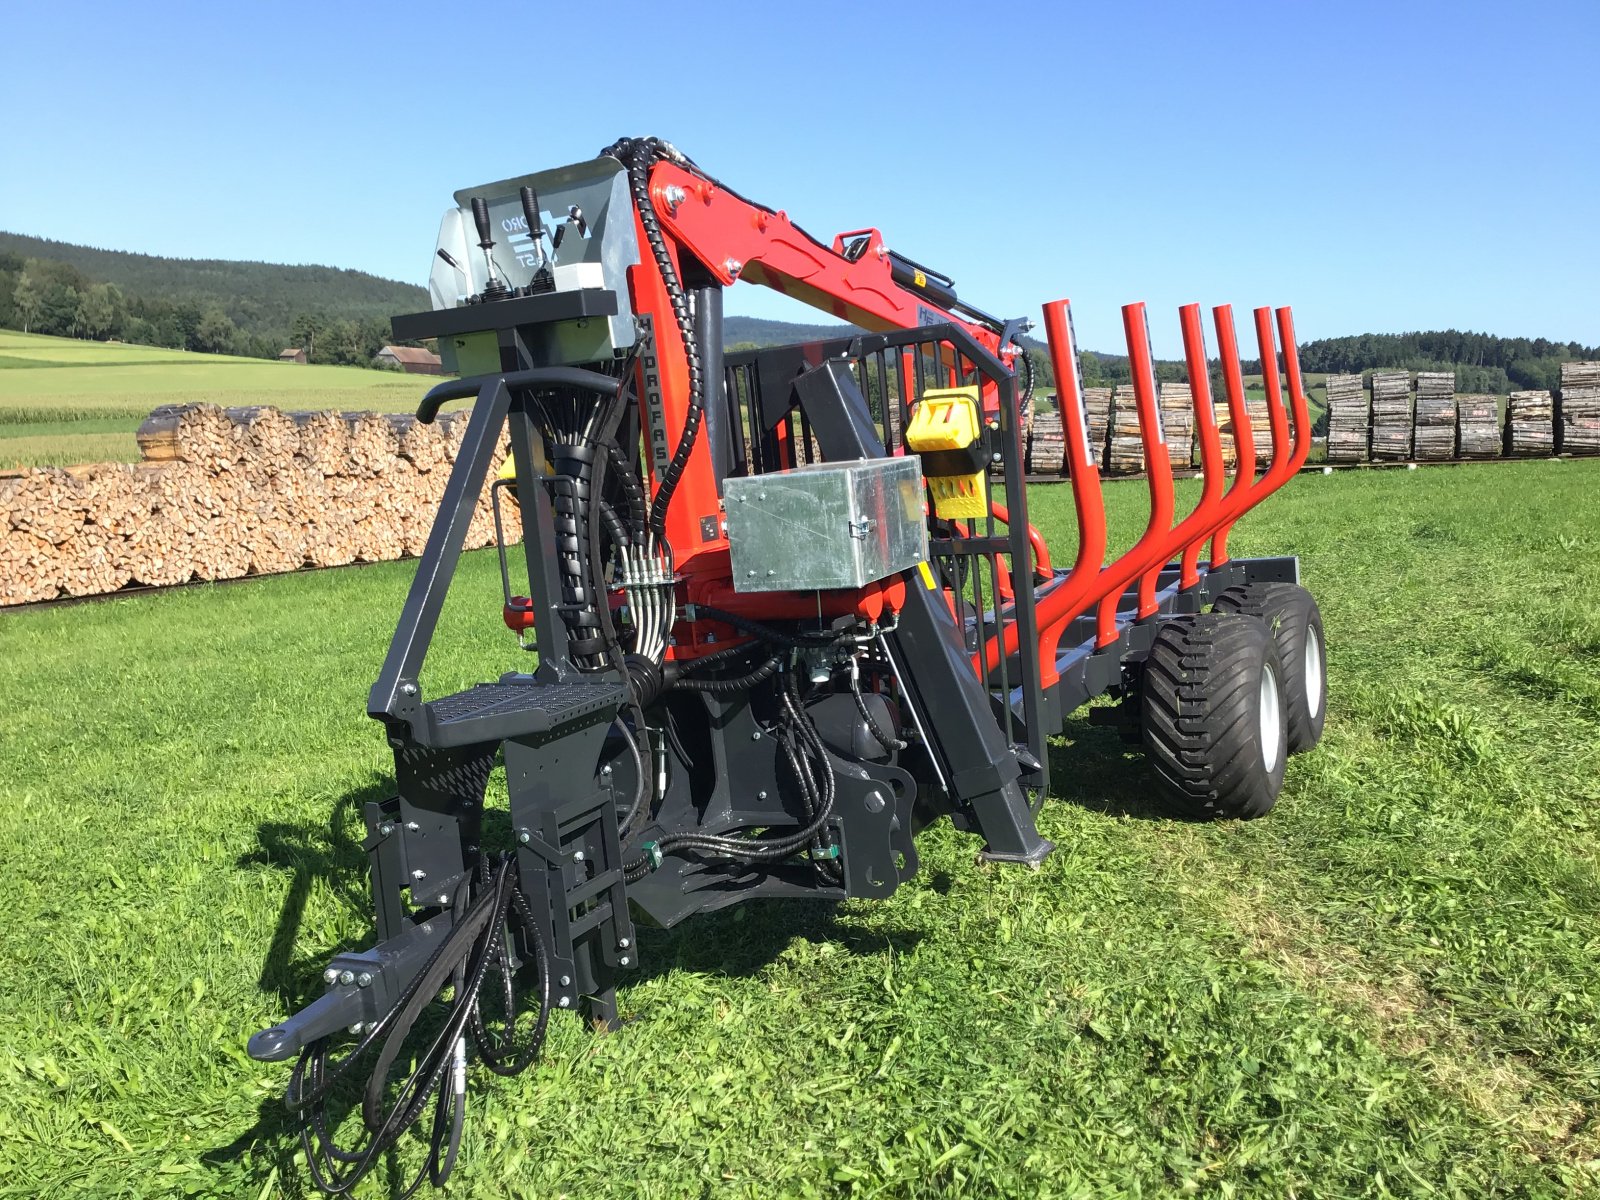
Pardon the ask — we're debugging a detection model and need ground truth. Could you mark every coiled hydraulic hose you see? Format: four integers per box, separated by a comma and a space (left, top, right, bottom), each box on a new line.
603, 137, 704, 546
626, 671, 839, 870
669, 654, 783, 694
287, 853, 551, 1196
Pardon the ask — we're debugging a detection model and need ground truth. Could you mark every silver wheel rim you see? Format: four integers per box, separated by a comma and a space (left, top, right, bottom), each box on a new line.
1304, 626, 1324, 720
1259, 663, 1282, 773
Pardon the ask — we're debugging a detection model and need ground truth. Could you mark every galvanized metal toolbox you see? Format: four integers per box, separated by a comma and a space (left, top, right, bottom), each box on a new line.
724, 457, 928, 593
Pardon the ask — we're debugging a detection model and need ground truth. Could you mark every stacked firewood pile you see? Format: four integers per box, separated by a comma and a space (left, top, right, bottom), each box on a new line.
1559, 362, 1600, 454
1080, 386, 1111, 470
1505, 390, 1556, 455
1324, 373, 1368, 462
1025, 401, 1066, 475
1158, 383, 1195, 469
1411, 372, 1457, 461
1455, 394, 1500, 458
1215, 395, 1274, 468
1370, 371, 1413, 460
1107, 384, 1145, 474
1, 402, 519, 607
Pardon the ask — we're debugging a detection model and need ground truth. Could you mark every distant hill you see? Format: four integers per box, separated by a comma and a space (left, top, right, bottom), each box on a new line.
0, 231, 425, 337
723, 315, 859, 347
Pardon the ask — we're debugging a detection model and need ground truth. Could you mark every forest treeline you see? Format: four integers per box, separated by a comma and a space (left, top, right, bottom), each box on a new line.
1292, 330, 1598, 393
1, 232, 1591, 393
0, 232, 426, 367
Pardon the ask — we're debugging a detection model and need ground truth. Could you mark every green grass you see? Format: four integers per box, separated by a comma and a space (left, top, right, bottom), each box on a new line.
0, 331, 430, 469
3, 462, 1600, 1197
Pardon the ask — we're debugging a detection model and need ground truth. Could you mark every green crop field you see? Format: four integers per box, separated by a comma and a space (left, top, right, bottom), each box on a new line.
2, 461, 1598, 1197
0, 332, 431, 470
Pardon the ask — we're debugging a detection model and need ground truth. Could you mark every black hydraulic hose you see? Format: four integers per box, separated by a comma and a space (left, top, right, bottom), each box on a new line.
784, 674, 843, 876
692, 605, 844, 648
849, 668, 907, 752
615, 711, 651, 839
612, 138, 704, 544
669, 655, 782, 694
607, 442, 648, 543
287, 854, 551, 1196
635, 671, 840, 865
776, 696, 841, 883
673, 639, 762, 676
582, 395, 626, 674
596, 499, 629, 554
1018, 345, 1036, 410
416, 366, 619, 424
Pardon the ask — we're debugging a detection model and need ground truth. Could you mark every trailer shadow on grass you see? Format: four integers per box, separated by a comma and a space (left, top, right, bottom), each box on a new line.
236, 778, 388, 1010
1044, 712, 1176, 822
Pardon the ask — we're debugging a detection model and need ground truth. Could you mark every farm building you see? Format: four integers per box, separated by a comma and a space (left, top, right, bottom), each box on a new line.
374, 344, 443, 375
276, 347, 308, 364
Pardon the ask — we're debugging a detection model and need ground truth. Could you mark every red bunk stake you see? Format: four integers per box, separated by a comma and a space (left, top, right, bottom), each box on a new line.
1093, 303, 1174, 647
1168, 303, 1228, 591
1207, 306, 1312, 563
1254, 306, 1292, 493
1208, 305, 1256, 565
1127, 305, 1234, 616
1275, 307, 1313, 475
982, 299, 1106, 685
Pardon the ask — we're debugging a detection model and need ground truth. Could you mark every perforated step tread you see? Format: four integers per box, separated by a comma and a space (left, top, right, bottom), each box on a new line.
423, 681, 624, 746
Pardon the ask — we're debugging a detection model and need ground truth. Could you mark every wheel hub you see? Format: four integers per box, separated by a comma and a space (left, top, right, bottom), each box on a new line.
1259, 663, 1282, 772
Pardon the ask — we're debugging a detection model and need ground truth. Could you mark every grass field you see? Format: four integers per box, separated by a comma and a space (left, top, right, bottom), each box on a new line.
3, 461, 1599, 1197
0, 332, 431, 470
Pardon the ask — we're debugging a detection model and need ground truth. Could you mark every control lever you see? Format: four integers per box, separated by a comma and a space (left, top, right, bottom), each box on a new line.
470, 196, 510, 301
518, 186, 543, 251
551, 205, 586, 252
519, 186, 555, 294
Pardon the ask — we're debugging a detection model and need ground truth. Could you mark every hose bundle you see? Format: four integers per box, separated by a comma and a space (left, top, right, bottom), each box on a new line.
287, 853, 551, 1196
627, 669, 841, 883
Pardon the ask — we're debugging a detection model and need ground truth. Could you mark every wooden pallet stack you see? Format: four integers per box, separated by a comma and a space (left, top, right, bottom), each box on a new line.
1369, 371, 1413, 460
1324, 373, 1368, 462
1505, 390, 1556, 456
1559, 362, 1600, 455
1107, 384, 1145, 474
1158, 383, 1195, 469
1412, 372, 1457, 461
1455, 394, 1500, 459
1083, 386, 1112, 469
1, 402, 517, 607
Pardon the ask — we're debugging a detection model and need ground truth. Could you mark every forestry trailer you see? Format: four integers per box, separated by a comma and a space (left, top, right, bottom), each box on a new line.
247, 136, 1325, 1192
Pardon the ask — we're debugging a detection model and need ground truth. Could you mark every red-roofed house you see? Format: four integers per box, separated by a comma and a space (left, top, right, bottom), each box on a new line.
375, 345, 444, 375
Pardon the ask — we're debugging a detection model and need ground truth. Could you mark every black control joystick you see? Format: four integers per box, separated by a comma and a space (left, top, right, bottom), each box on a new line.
470, 196, 510, 302
518, 186, 542, 243
518, 186, 556, 296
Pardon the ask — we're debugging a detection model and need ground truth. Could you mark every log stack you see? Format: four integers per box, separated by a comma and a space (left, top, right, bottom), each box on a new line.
1412, 372, 1457, 461
1083, 386, 1112, 470
1324, 373, 1368, 462
1107, 384, 1145, 474
1559, 362, 1600, 455
1026, 401, 1066, 475
1370, 371, 1413, 460
1506, 390, 1555, 456
1216, 396, 1274, 468
1455, 394, 1500, 459
1158, 383, 1195, 469
1, 402, 517, 606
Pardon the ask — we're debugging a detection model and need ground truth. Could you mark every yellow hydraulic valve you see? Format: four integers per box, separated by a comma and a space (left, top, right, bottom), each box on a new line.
906, 386, 988, 519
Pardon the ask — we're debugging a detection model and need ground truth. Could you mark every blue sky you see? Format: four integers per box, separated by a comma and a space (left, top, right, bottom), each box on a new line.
2, 0, 1595, 356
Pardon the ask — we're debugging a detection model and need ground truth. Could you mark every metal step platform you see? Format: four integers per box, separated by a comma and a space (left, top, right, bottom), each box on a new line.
421, 679, 625, 747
